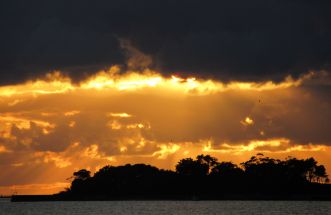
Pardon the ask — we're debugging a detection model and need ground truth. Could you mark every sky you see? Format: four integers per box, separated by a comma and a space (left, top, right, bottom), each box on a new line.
1, 0, 331, 195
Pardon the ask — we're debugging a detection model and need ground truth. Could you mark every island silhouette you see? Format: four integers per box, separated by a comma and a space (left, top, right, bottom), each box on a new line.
12, 154, 331, 201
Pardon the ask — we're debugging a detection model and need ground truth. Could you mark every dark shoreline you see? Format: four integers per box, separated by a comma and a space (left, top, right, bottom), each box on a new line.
11, 194, 331, 202
11, 154, 331, 202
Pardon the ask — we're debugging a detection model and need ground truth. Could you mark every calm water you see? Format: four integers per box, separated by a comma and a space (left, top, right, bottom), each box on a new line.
0, 198, 330, 215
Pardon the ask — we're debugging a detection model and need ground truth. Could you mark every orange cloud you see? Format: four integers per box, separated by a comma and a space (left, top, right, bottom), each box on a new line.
0, 145, 10, 153
0, 67, 314, 99
241, 116, 254, 126
153, 144, 181, 159
202, 138, 327, 154
108, 112, 132, 118
0, 68, 330, 194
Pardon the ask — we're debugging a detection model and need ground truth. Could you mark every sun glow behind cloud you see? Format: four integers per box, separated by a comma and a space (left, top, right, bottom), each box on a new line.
0, 66, 312, 98
0, 68, 330, 195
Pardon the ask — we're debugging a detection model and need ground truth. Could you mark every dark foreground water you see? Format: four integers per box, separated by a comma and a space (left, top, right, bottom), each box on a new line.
1, 198, 331, 215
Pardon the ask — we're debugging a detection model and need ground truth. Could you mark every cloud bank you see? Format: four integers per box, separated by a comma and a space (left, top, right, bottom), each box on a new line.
1, 68, 331, 194
0, 0, 331, 84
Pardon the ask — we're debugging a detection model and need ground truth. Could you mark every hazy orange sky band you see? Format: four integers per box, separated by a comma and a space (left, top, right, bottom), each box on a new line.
0, 67, 331, 195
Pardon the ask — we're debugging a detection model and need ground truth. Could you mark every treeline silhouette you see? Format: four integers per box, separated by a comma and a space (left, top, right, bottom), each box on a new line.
57, 154, 331, 200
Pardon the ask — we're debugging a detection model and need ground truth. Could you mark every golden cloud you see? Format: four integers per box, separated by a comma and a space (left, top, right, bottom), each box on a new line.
0, 68, 330, 194
202, 138, 327, 154
0, 67, 314, 99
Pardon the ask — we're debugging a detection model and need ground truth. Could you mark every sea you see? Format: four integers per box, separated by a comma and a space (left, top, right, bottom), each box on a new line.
0, 198, 330, 215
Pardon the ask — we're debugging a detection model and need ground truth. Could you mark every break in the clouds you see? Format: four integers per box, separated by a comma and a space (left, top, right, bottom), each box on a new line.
1, 0, 331, 84
1, 68, 331, 195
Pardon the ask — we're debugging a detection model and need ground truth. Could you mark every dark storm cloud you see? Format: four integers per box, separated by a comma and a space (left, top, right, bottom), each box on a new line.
1, 0, 331, 84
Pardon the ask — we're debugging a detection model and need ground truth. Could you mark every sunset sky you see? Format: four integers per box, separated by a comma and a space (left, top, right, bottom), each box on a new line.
1, 0, 331, 195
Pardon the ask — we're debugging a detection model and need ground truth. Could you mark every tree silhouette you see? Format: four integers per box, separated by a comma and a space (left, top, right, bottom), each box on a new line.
211, 161, 243, 178
73, 169, 91, 180
196, 154, 218, 173
176, 154, 219, 176
176, 158, 208, 176
314, 165, 328, 183
58, 153, 330, 200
